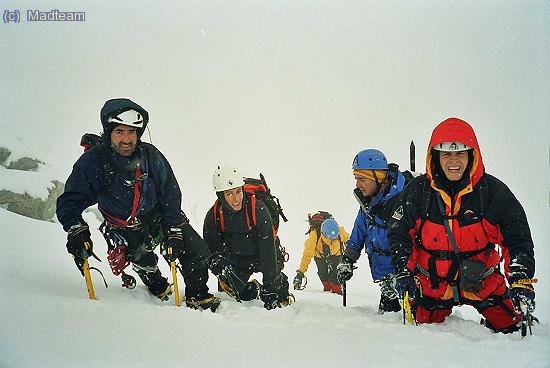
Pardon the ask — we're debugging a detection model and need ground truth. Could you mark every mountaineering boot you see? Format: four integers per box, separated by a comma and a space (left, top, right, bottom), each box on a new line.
480, 318, 522, 334
278, 293, 295, 307
137, 268, 171, 301
240, 279, 261, 301
378, 277, 401, 314
155, 284, 173, 302
185, 293, 221, 312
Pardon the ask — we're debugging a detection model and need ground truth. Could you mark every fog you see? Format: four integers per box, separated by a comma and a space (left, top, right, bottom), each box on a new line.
1, 2, 549, 366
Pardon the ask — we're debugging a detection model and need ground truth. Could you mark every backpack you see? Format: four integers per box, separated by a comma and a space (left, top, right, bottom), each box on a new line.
214, 173, 289, 265
242, 174, 288, 234
80, 133, 103, 152
306, 211, 333, 243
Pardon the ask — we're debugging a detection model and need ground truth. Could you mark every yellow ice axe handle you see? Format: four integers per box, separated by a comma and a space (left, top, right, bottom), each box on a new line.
169, 247, 180, 307
403, 291, 415, 325
82, 241, 96, 300
82, 259, 96, 300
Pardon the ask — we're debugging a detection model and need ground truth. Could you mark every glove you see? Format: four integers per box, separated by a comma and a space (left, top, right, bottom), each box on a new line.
162, 227, 184, 262
208, 253, 229, 276
66, 223, 92, 275
395, 272, 417, 300
510, 284, 535, 314
260, 289, 279, 310
293, 271, 305, 290
336, 256, 355, 283
67, 223, 92, 258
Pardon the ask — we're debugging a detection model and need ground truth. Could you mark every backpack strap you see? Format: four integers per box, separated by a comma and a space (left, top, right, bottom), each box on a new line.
214, 195, 257, 233
245, 195, 257, 231
213, 200, 225, 232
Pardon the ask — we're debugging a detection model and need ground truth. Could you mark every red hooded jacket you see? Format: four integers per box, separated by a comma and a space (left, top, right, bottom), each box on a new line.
389, 118, 535, 302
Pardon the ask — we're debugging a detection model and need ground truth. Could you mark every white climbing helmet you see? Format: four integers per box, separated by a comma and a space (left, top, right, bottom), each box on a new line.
433, 141, 471, 152
107, 109, 144, 128
212, 165, 245, 192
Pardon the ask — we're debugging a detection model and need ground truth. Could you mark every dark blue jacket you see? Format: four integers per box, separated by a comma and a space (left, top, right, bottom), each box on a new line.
56, 142, 182, 232
346, 170, 406, 281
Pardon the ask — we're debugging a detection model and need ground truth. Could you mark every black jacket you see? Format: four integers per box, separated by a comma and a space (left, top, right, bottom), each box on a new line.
203, 193, 279, 291
56, 142, 182, 232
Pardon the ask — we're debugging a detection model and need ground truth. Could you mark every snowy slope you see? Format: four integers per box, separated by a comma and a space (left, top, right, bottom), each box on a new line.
1, 206, 549, 368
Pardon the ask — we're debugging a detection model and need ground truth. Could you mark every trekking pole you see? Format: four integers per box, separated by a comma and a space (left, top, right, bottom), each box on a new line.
82, 241, 96, 300
168, 247, 181, 307
342, 281, 347, 307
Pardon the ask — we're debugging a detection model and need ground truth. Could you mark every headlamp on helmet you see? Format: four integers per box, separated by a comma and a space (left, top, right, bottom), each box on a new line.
433, 142, 471, 152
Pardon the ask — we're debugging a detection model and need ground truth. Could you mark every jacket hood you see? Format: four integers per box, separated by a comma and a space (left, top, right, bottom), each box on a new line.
426, 117, 485, 205
100, 98, 149, 141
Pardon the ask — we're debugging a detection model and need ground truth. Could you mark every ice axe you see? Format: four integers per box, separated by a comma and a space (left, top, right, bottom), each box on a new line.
168, 246, 181, 307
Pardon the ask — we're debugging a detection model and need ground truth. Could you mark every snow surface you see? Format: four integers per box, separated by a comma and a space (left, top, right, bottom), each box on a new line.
1, 1, 549, 367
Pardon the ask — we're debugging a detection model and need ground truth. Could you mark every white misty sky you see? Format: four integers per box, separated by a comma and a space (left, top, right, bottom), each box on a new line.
1, 0, 549, 302
1, 3, 550, 366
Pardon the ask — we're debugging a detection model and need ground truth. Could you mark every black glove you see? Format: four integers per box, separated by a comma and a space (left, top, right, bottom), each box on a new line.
260, 289, 279, 310
336, 256, 355, 283
162, 227, 184, 262
510, 284, 535, 314
66, 223, 93, 275
293, 271, 305, 290
395, 272, 417, 300
208, 253, 229, 276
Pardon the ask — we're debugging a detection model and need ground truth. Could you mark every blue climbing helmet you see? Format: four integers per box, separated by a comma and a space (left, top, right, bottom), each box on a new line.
321, 218, 339, 240
352, 149, 388, 170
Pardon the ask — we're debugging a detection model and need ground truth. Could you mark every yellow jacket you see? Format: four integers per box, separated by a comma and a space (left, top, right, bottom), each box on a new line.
298, 227, 349, 274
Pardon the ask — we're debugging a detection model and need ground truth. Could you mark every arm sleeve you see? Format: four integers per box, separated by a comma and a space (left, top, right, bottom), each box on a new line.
339, 227, 350, 253
388, 176, 424, 273
344, 210, 368, 262
254, 200, 278, 291
56, 154, 99, 232
485, 176, 535, 283
147, 145, 183, 229
298, 232, 317, 274
203, 205, 225, 256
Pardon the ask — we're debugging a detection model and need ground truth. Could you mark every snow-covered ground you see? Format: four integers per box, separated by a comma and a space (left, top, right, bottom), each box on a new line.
1, 207, 549, 368
1, 1, 549, 367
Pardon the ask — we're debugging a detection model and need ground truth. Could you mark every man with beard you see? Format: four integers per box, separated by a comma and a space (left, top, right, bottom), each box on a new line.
57, 98, 219, 311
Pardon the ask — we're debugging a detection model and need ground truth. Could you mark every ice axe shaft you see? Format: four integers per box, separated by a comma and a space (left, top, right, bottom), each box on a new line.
82, 241, 96, 300
82, 259, 96, 299
168, 247, 181, 307
401, 291, 415, 325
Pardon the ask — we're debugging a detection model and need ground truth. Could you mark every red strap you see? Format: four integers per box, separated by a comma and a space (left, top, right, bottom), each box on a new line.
214, 200, 225, 232
128, 162, 142, 224
250, 195, 257, 228
215, 195, 264, 234
99, 162, 142, 227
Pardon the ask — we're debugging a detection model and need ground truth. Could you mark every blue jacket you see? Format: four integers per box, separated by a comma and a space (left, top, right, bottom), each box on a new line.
56, 142, 182, 232
346, 170, 406, 281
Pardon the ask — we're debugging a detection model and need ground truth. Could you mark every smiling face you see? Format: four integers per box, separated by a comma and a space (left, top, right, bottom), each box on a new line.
223, 187, 244, 211
439, 151, 469, 181
110, 124, 138, 156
